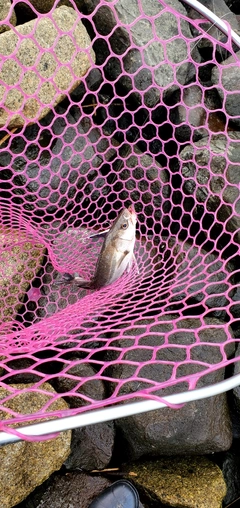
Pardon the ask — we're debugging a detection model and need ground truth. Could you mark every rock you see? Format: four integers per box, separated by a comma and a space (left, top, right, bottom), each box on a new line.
112, 146, 168, 225
0, 0, 16, 33
49, 114, 168, 223
54, 361, 106, 406
17, 0, 82, 15
108, 312, 233, 458
55, 361, 115, 470
89, 0, 200, 106
3, 98, 168, 223
0, 356, 43, 385
3, 113, 106, 216
114, 389, 232, 459
0, 227, 45, 325
0, 382, 71, 508
159, 236, 235, 318
124, 457, 227, 508
26, 472, 111, 508
177, 84, 206, 128
175, 84, 225, 141
31, 260, 89, 323
0, 6, 95, 128
107, 232, 235, 362
179, 132, 240, 243
212, 50, 240, 128
65, 421, 115, 470
220, 443, 240, 508
232, 343, 240, 416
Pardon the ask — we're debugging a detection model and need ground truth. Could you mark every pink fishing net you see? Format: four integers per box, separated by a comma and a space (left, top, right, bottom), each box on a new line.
0, 0, 239, 435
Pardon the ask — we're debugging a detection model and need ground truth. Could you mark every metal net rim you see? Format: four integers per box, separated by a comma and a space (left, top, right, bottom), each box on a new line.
0, 370, 240, 445
182, 0, 240, 49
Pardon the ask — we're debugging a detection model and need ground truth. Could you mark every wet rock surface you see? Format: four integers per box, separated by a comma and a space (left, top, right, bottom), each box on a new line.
232, 343, 240, 415
123, 457, 227, 508
212, 50, 240, 128
55, 360, 115, 470
114, 390, 232, 459
64, 421, 115, 471
23, 472, 112, 508
88, 0, 200, 107
0, 383, 71, 508
179, 132, 240, 243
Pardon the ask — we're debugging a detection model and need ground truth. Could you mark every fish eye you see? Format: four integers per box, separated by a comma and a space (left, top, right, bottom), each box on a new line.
121, 222, 128, 229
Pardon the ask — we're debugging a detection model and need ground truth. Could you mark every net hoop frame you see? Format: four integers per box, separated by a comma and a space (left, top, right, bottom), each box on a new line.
1, 370, 240, 445
182, 0, 240, 48
0, 0, 239, 445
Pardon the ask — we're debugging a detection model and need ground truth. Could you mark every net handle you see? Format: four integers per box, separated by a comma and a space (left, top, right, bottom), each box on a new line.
181, 0, 240, 48
1, 372, 240, 446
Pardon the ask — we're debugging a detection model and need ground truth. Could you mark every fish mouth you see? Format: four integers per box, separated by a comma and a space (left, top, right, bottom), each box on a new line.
128, 205, 137, 226
122, 205, 137, 225
128, 204, 136, 217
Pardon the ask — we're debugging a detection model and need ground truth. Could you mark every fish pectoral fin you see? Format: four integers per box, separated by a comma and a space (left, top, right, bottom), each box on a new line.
133, 253, 139, 274
124, 252, 138, 274
116, 250, 130, 269
73, 276, 93, 289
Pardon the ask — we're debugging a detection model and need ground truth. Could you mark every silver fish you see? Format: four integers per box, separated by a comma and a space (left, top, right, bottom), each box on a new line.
64, 205, 137, 290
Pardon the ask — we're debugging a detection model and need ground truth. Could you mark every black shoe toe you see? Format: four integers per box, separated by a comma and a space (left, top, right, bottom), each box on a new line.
88, 479, 141, 508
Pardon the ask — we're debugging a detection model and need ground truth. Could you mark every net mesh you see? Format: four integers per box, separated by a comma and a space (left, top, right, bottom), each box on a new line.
0, 0, 239, 435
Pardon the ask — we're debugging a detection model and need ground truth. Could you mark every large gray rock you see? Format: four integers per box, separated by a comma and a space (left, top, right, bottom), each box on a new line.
0, 6, 95, 128
107, 314, 233, 458
179, 132, 240, 243
115, 388, 232, 459
89, 0, 200, 106
54, 361, 106, 407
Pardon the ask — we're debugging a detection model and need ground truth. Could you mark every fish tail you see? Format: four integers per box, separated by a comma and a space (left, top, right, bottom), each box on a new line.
55, 273, 92, 289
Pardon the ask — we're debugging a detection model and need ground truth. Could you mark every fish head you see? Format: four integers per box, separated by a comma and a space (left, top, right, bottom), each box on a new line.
111, 204, 137, 245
